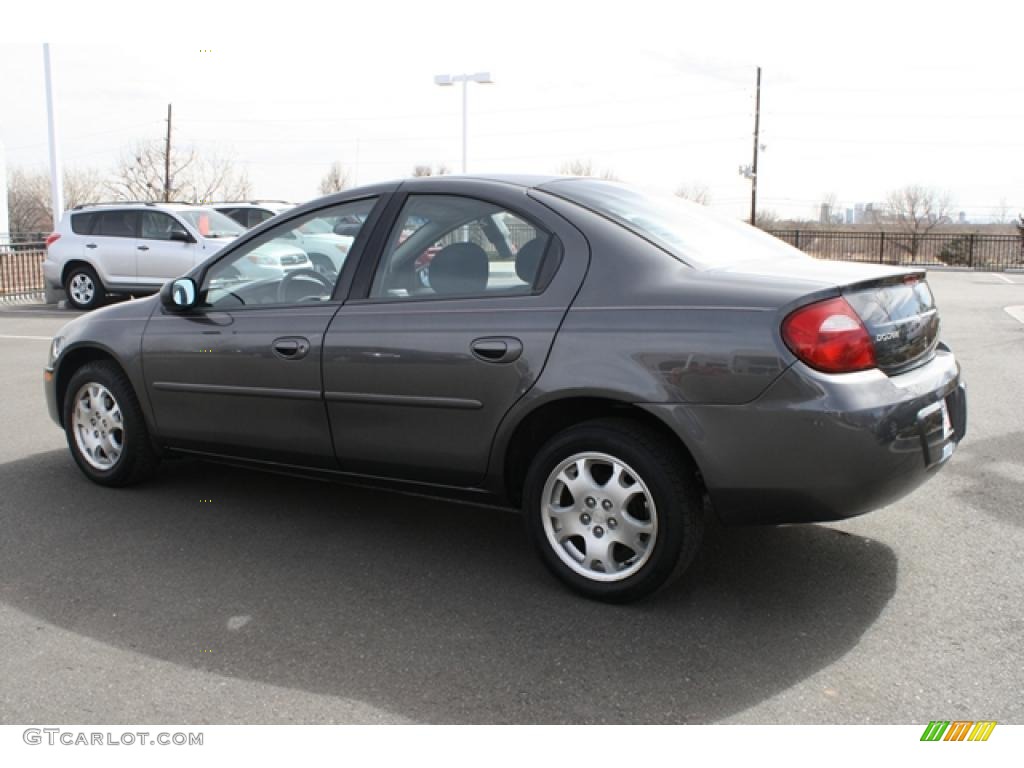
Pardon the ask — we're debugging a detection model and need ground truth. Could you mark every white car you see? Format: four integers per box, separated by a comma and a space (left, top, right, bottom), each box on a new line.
43, 203, 307, 310
211, 200, 295, 229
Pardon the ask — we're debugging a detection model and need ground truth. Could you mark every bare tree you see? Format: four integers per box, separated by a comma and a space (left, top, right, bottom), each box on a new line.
6, 166, 106, 235
883, 185, 955, 261
411, 163, 450, 177
558, 158, 618, 180
993, 198, 1011, 225
754, 208, 780, 230
109, 140, 251, 203
675, 183, 712, 205
319, 161, 351, 195
559, 158, 593, 177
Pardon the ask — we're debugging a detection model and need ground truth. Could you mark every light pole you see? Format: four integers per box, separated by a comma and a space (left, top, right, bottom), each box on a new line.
433, 72, 493, 173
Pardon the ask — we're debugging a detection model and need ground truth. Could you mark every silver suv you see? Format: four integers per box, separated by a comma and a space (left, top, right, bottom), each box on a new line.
45, 202, 254, 310
211, 200, 295, 229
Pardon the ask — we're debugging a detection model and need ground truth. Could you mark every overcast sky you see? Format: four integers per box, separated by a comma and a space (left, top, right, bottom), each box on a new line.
2, 1, 1023, 221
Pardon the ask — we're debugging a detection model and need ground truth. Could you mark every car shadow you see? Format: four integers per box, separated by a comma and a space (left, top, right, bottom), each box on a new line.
0, 450, 898, 723
942, 430, 1024, 528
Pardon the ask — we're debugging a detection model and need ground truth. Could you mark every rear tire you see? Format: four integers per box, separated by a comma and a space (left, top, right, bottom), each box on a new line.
63, 361, 160, 487
523, 418, 703, 602
64, 265, 105, 310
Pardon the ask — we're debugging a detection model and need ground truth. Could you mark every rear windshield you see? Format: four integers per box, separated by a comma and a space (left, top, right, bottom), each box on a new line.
541, 179, 807, 269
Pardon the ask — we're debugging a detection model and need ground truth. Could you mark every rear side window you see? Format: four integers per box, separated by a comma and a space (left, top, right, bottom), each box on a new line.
370, 195, 550, 300
94, 211, 141, 238
70, 212, 97, 235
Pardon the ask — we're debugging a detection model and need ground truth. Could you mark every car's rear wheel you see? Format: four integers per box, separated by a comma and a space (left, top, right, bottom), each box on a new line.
63, 361, 159, 486
524, 418, 703, 602
64, 265, 105, 310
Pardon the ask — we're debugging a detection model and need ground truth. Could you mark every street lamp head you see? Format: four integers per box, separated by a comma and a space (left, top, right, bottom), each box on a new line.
471, 71, 494, 84
434, 74, 454, 86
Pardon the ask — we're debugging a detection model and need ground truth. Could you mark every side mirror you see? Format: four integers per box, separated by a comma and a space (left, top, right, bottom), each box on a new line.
161, 277, 198, 311
169, 230, 195, 243
333, 223, 362, 237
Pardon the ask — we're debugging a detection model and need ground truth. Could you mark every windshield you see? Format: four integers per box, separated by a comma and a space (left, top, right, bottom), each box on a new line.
541, 179, 807, 269
178, 208, 247, 238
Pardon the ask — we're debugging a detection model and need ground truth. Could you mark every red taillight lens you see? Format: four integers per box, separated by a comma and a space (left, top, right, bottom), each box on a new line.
782, 296, 877, 373
45, 233, 61, 248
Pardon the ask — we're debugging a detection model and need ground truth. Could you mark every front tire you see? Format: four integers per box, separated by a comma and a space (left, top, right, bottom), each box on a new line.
63, 361, 160, 486
64, 265, 105, 310
524, 418, 703, 602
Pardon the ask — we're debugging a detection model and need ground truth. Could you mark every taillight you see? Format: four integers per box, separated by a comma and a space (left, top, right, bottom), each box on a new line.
45, 233, 61, 248
782, 296, 877, 373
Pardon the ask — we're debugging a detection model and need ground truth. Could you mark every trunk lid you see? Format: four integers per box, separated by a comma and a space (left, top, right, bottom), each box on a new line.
842, 272, 939, 374
714, 258, 940, 373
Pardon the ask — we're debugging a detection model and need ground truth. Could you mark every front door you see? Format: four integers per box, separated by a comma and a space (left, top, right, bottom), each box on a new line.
323, 187, 588, 486
136, 210, 199, 285
142, 197, 382, 467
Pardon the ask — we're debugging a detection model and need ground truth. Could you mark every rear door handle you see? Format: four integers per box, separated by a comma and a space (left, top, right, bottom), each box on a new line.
86, 243, 97, 249
471, 337, 523, 363
272, 337, 310, 360
137, 245, 150, 251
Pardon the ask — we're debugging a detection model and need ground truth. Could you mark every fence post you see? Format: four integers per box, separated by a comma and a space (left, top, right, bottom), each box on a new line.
794, 230, 801, 249
967, 233, 975, 269
878, 232, 885, 264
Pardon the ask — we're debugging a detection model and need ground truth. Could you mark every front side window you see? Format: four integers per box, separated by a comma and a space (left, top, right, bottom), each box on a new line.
200, 198, 376, 308
370, 195, 549, 300
140, 211, 190, 241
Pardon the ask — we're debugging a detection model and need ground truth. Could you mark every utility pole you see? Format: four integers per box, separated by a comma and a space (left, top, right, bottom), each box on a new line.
749, 66, 761, 226
164, 103, 172, 202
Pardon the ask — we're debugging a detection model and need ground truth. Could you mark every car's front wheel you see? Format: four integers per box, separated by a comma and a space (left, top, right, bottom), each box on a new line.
63, 361, 159, 486
524, 418, 703, 602
64, 265, 105, 310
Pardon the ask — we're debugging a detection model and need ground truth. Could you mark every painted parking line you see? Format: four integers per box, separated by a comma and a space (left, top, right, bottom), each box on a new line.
0, 335, 51, 341
1005, 306, 1024, 324
993, 273, 1016, 284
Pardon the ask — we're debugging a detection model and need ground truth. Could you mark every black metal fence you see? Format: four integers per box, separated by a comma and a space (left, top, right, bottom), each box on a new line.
0, 240, 46, 299
767, 230, 1024, 272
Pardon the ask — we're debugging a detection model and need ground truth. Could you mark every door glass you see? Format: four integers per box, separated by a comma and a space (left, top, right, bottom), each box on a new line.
370, 195, 548, 300
201, 198, 376, 308
94, 211, 140, 238
141, 211, 190, 241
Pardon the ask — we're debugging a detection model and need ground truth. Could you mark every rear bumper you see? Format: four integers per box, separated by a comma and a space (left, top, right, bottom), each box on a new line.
42, 258, 62, 289
644, 347, 965, 524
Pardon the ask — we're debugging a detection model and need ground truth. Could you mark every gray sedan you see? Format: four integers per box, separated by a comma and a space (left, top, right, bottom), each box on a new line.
43, 175, 966, 601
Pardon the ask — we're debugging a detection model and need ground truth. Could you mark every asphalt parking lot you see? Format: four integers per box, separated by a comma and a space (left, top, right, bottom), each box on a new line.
0, 270, 1021, 725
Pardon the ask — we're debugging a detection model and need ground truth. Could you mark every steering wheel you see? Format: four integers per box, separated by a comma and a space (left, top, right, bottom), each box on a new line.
277, 268, 334, 303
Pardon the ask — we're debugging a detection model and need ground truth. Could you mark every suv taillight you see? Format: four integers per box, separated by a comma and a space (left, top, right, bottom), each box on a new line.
782, 296, 877, 373
45, 233, 61, 248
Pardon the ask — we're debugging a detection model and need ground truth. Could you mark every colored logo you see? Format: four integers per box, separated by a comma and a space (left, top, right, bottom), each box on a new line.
920, 721, 996, 742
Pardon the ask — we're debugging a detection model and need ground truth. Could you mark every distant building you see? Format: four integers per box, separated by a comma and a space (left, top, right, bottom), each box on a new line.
958, 211, 968, 224
854, 203, 865, 225
819, 203, 831, 225
845, 208, 854, 225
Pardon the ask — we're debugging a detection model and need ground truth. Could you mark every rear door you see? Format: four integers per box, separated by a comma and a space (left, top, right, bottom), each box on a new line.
87, 210, 142, 284
322, 181, 589, 486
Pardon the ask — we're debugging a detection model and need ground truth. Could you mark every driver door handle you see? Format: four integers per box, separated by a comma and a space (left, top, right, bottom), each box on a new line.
272, 337, 310, 360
